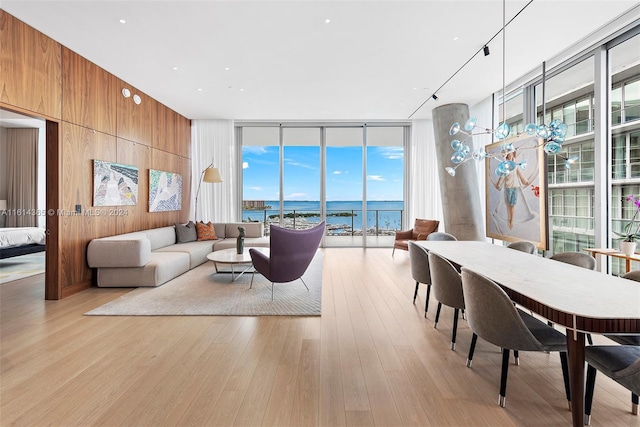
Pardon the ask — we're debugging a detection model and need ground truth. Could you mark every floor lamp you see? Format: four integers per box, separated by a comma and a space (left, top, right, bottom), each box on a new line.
194, 164, 222, 221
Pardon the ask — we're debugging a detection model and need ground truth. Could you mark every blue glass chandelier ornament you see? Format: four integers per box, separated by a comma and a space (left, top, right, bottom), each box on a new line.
444, 116, 575, 178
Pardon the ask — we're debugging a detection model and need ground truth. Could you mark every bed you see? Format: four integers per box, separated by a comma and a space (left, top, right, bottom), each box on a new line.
0, 227, 46, 259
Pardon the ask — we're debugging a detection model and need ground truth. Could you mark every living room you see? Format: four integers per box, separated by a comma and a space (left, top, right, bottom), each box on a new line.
1, 2, 640, 426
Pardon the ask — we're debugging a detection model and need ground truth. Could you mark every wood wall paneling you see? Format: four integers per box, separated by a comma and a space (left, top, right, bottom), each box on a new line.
116, 138, 152, 234
3, 11, 193, 298
62, 48, 117, 135
116, 80, 155, 146
60, 122, 117, 291
0, 11, 62, 118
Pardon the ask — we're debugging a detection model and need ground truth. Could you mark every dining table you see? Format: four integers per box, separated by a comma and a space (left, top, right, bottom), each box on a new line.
415, 240, 640, 427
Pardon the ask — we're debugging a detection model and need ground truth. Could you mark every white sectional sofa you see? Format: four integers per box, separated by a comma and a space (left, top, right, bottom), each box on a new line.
87, 222, 269, 287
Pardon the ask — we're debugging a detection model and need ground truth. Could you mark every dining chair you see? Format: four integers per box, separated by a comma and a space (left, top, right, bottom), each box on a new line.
549, 251, 597, 344
408, 241, 432, 316
428, 251, 465, 350
461, 267, 571, 409
426, 232, 457, 241
506, 241, 536, 254
549, 251, 596, 270
584, 345, 640, 425
605, 270, 640, 346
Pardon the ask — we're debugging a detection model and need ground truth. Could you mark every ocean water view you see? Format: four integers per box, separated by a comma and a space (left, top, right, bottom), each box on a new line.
243, 200, 404, 234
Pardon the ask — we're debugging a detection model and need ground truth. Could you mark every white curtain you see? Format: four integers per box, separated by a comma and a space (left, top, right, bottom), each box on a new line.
469, 95, 494, 231
408, 119, 444, 228
191, 120, 237, 223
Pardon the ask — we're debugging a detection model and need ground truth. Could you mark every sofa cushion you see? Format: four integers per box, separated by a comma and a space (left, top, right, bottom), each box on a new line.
96, 252, 190, 287
175, 221, 197, 243
87, 238, 151, 268
155, 240, 214, 269
225, 222, 264, 238
144, 226, 177, 250
196, 221, 218, 241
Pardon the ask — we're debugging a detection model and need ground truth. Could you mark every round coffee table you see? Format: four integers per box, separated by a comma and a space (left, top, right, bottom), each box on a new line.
206, 247, 269, 282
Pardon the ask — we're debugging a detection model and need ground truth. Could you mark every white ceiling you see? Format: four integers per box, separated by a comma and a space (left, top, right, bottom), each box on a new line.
2, 1, 640, 122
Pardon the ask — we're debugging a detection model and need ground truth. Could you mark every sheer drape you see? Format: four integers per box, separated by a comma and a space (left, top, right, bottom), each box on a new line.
408, 119, 444, 228
191, 120, 237, 223
6, 128, 38, 227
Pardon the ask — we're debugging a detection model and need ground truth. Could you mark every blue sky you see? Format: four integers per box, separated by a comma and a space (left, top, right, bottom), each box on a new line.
242, 145, 403, 201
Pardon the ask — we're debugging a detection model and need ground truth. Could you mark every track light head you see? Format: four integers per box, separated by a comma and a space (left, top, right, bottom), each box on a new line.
432, 94, 438, 101
483, 45, 490, 56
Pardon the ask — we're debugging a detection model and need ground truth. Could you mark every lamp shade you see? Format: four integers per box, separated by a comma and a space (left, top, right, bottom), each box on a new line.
0, 200, 6, 211
203, 167, 222, 183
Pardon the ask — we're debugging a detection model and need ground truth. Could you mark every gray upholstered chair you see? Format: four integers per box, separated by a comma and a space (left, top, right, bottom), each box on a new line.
584, 345, 640, 424
428, 251, 465, 350
426, 232, 457, 241
408, 241, 432, 316
506, 241, 536, 254
461, 267, 571, 408
550, 251, 596, 270
249, 221, 325, 300
549, 251, 597, 344
605, 271, 640, 346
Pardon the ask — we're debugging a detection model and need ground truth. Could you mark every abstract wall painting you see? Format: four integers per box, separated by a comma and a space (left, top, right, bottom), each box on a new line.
485, 135, 548, 250
149, 169, 182, 212
93, 160, 138, 206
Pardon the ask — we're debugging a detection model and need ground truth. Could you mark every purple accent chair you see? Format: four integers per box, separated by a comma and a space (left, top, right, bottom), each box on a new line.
249, 221, 325, 300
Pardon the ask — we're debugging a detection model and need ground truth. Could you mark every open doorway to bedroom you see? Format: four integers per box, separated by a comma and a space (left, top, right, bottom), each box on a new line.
0, 109, 46, 284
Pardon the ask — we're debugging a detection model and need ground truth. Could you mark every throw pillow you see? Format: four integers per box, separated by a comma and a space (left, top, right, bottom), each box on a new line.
175, 221, 197, 243
196, 221, 218, 241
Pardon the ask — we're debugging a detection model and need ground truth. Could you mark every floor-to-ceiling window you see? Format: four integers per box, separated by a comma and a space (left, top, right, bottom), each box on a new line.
609, 32, 640, 275
239, 123, 407, 247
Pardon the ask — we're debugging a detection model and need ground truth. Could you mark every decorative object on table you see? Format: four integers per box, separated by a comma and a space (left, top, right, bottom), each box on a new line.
485, 135, 548, 249
194, 163, 222, 221
149, 169, 182, 212
614, 195, 640, 255
236, 226, 245, 254
93, 160, 138, 206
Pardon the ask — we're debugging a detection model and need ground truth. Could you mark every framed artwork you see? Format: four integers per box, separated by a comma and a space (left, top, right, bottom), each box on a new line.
93, 160, 138, 206
485, 135, 548, 249
149, 169, 182, 212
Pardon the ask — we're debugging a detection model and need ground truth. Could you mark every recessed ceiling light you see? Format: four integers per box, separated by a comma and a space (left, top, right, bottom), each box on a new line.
413, 87, 418, 90
240, 88, 244, 92
119, 19, 126, 24
400, 102, 405, 106
172, 66, 179, 71
325, 19, 331, 24
197, 88, 203, 92
224, 67, 230, 71
453, 36, 459, 41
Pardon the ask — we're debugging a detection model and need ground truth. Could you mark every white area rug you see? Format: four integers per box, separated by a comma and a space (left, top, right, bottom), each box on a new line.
0, 252, 45, 284
85, 252, 322, 316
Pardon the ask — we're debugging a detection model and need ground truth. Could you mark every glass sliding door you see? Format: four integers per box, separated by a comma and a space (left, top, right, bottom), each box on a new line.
325, 127, 363, 247
282, 127, 321, 229
241, 127, 280, 234
365, 126, 404, 247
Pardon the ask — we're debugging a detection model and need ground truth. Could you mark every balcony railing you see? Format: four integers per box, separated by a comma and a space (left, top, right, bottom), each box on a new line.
243, 209, 403, 237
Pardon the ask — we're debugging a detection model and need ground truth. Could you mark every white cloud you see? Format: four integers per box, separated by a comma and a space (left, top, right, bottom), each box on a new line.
285, 192, 307, 199
377, 146, 404, 160
284, 158, 315, 170
242, 162, 249, 169
367, 175, 385, 181
248, 186, 262, 191
333, 170, 342, 175
243, 146, 268, 155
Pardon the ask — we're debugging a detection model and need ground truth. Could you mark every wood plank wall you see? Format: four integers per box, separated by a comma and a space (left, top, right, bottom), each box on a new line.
0, 11, 192, 299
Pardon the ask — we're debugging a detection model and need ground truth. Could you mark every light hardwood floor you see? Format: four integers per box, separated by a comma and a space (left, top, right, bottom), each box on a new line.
1, 248, 637, 426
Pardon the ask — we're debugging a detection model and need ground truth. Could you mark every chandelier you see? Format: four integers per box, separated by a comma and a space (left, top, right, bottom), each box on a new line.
445, 117, 578, 177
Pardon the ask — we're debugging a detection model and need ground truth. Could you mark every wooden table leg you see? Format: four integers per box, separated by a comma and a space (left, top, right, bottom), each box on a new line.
566, 330, 585, 427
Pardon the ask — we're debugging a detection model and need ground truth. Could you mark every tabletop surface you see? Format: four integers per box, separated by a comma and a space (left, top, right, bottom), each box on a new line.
415, 241, 640, 321
207, 247, 269, 263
